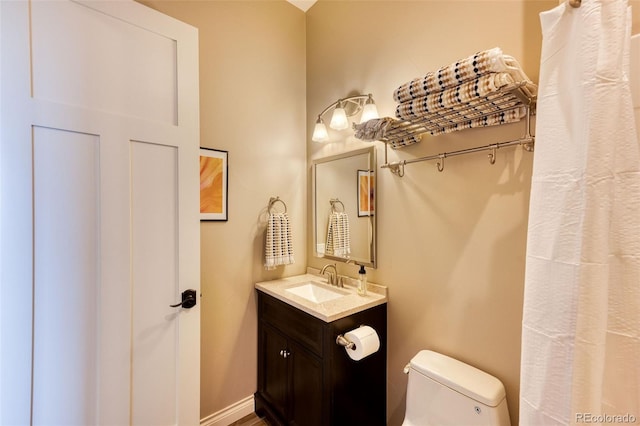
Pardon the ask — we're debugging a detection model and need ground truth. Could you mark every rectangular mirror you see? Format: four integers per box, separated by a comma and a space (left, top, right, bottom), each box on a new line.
312, 147, 376, 268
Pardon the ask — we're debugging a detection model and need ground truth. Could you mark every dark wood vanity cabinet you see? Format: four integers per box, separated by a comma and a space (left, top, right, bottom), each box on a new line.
255, 291, 387, 426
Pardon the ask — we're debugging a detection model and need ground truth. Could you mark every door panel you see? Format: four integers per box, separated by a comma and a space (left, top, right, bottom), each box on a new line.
32, 127, 100, 425
262, 324, 289, 419
31, 0, 178, 125
290, 342, 323, 426
131, 141, 179, 425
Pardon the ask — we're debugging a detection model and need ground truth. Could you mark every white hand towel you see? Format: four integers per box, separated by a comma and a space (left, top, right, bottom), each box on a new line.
264, 212, 294, 270
325, 211, 351, 257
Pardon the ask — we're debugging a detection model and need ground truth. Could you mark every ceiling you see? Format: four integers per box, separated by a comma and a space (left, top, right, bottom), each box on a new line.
287, 0, 316, 12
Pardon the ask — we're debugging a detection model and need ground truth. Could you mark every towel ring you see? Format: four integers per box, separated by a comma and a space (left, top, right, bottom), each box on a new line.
268, 196, 287, 214
330, 198, 345, 212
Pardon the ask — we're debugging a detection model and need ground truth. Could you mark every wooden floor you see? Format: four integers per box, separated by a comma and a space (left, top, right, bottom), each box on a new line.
227, 412, 270, 426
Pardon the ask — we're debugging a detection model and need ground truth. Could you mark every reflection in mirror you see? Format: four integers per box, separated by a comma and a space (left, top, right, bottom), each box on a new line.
312, 147, 376, 268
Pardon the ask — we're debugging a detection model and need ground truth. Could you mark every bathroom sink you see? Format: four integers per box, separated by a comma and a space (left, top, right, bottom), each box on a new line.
256, 274, 387, 322
285, 281, 348, 303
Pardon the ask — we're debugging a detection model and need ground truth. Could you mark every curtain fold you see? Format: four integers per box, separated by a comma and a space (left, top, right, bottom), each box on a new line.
520, 1, 640, 424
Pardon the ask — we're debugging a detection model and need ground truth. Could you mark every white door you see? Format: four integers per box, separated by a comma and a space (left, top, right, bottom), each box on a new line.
0, 1, 200, 424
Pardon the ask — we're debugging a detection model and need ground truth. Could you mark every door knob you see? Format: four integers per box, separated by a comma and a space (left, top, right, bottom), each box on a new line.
170, 289, 197, 309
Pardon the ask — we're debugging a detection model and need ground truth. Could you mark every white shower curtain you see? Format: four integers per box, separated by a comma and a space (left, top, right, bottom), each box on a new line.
520, 1, 640, 425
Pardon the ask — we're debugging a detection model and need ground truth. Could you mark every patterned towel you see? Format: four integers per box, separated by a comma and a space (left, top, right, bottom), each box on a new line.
353, 117, 395, 141
389, 135, 422, 149
353, 118, 422, 149
429, 108, 525, 136
393, 47, 511, 103
264, 212, 294, 270
325, 212, 351, 257
394, 72, 515, 121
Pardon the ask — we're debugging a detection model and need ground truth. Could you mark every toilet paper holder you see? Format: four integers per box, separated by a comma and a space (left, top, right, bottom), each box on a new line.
336, 334, 356, 350
336, 324, 366, 350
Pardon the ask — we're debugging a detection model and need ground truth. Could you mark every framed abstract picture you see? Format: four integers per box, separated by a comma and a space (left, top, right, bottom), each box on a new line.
200, 148, 228, 221
357, 169, 374, 217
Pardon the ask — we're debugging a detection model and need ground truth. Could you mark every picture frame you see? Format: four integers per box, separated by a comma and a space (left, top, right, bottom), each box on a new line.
357, 169, 374, 217
200, 148, 228, 221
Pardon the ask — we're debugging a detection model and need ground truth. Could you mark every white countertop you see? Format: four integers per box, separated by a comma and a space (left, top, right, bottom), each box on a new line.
255, 273, 387, 322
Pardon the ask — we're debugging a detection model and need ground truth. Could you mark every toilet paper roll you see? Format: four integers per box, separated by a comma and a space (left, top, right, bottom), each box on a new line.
344, 325, 380, 361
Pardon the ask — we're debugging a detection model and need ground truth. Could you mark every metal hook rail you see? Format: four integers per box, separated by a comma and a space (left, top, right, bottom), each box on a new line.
382, 106, 535, 177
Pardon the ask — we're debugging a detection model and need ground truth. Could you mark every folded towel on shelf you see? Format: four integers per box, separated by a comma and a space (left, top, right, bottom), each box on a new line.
353, 117, 395, 141
264, 212, 294, 270
393, 47, 512, 103
392, 68, 530, 135
389, 135, 422, 149
429, 107, 525, 136
325, 211, 351, 257
395, 72, 515, 120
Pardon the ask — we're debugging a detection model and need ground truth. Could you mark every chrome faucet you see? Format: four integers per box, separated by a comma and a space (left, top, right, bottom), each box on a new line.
320, 263, 338, 287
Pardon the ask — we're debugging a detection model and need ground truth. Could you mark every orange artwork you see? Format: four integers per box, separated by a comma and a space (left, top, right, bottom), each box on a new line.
200, 148, 228, 220
358, 170, 374, 216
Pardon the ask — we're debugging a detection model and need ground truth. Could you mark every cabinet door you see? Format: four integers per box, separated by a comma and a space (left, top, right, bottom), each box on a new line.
261, 323, 289, 420
289, 340, 323, 426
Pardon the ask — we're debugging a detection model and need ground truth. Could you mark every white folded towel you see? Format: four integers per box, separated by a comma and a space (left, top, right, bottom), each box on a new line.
264, 212, 294, 270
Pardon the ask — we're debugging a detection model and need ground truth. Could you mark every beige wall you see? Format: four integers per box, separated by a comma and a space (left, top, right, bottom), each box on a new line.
138, 0, 640, 424
138, 0, 307, 419
307, 2, 640, 426
305, 1, 549, 425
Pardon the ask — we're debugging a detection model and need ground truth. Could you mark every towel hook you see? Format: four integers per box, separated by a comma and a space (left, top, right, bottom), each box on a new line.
436, 154, 445, 172
488, 145, 497, 165
389, 161, 405, 177
568, 0, 581, 8
268, 196, 287, 214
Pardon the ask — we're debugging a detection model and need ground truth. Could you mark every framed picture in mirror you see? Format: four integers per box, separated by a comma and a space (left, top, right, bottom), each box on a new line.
357, 169, 374, 217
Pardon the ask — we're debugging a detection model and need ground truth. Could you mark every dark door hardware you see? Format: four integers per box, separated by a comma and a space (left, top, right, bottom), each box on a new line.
170, 289, 197, 309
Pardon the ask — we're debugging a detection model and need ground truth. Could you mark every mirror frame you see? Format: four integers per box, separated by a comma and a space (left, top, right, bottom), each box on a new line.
311, 146, 377, 268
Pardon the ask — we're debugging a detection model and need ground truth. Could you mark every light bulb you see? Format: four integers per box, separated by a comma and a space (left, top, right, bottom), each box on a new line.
329, 103, 349, 130
312, 118, 329, 142
360, 102, 379, 123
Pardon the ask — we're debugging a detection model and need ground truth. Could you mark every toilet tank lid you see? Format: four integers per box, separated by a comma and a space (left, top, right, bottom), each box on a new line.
409, 350, 506, 407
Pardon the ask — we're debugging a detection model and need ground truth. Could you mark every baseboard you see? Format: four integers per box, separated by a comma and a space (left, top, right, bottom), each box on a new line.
200, 395, 255, 426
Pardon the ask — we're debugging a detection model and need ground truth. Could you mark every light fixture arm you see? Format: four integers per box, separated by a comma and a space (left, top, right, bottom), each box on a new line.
316, 94, 373, 120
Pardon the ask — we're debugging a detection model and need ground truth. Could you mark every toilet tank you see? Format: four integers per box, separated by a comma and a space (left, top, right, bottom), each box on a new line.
403, 350, 510, 426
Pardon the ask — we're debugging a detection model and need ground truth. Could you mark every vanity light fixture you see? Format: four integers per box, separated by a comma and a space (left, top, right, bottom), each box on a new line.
312, 93, 379, 142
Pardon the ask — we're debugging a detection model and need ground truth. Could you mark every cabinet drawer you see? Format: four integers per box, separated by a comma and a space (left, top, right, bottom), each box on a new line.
259, 293, 323, 356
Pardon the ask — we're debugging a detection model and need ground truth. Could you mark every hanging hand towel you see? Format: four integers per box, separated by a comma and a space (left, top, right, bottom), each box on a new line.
325, 211, 351, 257
264, 212, 294, 270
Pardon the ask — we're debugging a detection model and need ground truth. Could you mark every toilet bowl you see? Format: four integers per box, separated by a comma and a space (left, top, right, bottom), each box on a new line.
402, 350, 510, 426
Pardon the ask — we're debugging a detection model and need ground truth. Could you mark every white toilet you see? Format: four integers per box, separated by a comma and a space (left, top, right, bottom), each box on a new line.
402, 350, 511, 426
